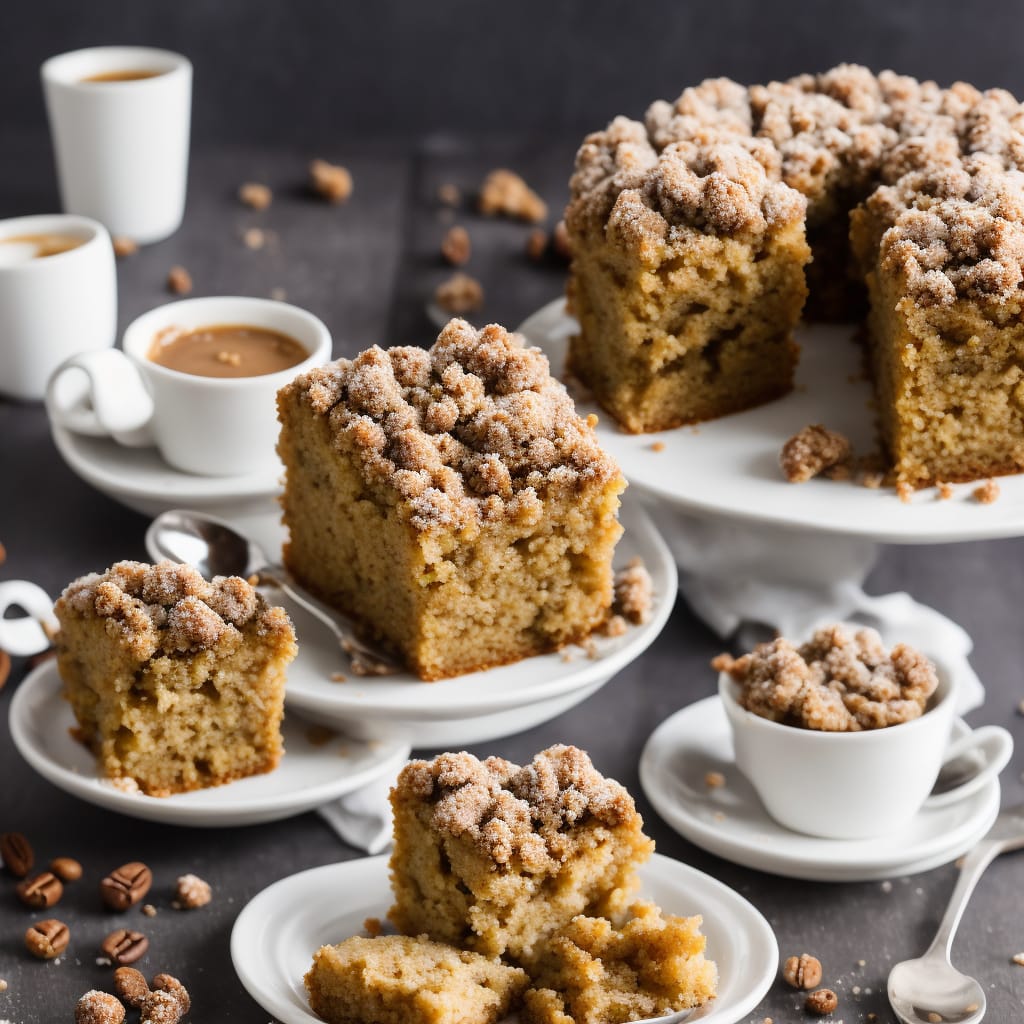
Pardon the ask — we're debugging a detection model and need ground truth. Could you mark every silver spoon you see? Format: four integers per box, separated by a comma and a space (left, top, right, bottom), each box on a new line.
145, 509, 398, 675
888, 805, 1024, 1024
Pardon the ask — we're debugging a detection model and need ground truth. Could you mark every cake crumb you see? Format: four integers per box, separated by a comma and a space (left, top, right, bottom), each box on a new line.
526, 228, 548, 262
243, 227, 266, 251
330, 672, 347, 683
435, 272, 483, 314
479, 169, 547, 223
437, 183, 461, 207
973, 479, 1000, 504
881, 880, 893, 893
650, 441, 666, 452
239, 182, 273, 210
861, 470, 885, 489
174, 873, 212, 909
141, 904, 157, 918
705, 771, 725, 788
780, 424, 852, 483
306, 724, 336, 747
441, 225, 471, 266
601, 614, 628, 637
896, 481, 914, 503
310, 159, 353, 204
167, 265, 192, 295
112, 236, 138, 258
0, 979, 6, 992
363, 916, 382, 937
936, 481, 954, 500
1011, 952, 1024, 966
613, 559, 653, 625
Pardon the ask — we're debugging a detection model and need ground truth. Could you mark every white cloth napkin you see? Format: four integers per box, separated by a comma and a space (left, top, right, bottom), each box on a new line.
317, 768, 395, 854
647, 504, 985, 715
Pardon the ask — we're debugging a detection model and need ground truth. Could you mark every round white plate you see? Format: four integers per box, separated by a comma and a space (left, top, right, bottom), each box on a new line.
231, 853, 778, 1024
147, 497, 679, 747
640, 696, 1002, 882
9, 660, 410, 827
518, 299, 1024, 544
50, 422, 282, 519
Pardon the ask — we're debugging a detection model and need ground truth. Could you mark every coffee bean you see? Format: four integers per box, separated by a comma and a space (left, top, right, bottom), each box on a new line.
100, 862, 152, 911
50, 856, 83, 883
16, 871, 63, 908
25, 918, 70, 959
100, 928, 148, 965
0, 832, 34, 877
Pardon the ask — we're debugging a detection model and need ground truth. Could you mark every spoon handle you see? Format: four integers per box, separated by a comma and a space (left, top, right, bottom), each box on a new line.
923, 840, 1002, 962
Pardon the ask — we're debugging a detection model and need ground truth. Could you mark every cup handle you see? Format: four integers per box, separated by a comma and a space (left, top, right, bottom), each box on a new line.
924, 725, 1014, 809
0, 580, 57, 657
45, 349, 155, 447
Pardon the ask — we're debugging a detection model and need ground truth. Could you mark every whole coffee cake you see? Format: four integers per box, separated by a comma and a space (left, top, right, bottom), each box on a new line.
277, 319, 625, 680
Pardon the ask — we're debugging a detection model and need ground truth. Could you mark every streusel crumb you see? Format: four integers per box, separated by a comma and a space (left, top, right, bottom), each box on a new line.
310, 159, 353, 203
780, 425, 852, 483
479, 169, 547, 223
435, 272, 484, 314
973, 479, 1000, 503
613, 559, 653, 625
238, 182, 272, 210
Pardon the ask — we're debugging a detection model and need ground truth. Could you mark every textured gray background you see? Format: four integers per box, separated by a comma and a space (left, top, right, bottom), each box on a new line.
2, 4, 1024, 1022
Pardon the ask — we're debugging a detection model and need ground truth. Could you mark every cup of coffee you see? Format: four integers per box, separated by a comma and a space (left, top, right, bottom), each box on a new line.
46, 297, 332, 477
0, 214, 117, 401
41, 46, 192, 243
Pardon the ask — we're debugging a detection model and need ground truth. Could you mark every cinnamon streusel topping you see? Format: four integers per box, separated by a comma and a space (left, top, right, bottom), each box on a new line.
714, 624, 939, 731
283, 320, 622, 531
394, 745, 639, 870
57, 560, 287, 659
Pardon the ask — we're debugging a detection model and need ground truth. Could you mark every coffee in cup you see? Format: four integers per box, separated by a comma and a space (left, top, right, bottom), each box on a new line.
80, 69, 165, 83
147, 325, 310, 379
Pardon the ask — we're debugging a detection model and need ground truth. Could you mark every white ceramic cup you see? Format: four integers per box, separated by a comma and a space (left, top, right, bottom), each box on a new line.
0, 214, 117, 401
41, 46, 192, 244
719, 668, 1013, 839
45, 296, 332, 478
0, 581, 57, 657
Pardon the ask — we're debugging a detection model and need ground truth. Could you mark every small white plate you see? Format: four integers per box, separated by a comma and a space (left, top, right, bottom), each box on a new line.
9, 660, 410, 827
50, 422, 283, 519
230, 853, 778, 1024
640, 696, 1002, 882
518, 300, 1024, 544
266, 497, 678, 745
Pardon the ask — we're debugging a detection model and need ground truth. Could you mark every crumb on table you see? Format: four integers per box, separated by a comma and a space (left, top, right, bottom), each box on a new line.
167, 265, 192, 295
310, 159, 353, 204
238, 182, 273, 210
434, 272, 484, 314
478, 168, 547, 223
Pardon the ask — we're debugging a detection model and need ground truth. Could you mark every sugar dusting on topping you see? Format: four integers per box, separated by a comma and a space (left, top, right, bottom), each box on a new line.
56, 560, 291, 659
714, 624, 939, 731
393, 745, 644, 871
282, 320, 623, 531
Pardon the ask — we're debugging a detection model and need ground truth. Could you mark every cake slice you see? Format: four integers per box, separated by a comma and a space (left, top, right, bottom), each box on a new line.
305, 935, 528, 1024
566, 136, 810, 432
55, 560, 296, 796
387, 745, 654, 964
276, 319, 624, 680
522, 901, 718, 1024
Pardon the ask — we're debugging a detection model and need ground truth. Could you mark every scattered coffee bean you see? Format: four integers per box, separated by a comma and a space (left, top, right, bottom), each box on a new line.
16, 871, 63, 908
152, 973, 190, 1014
113, 966, 150, 1008
783, 952, 823, 989
75, 989, 126, 1024
0, 649, 10, 691
25, 918, 70, 959
805, 988, 838, 1015
1, 831, 34, 877
174, 873, 211, 909
100, 862, 152, 910
50, 856, 83, 882
139, 989, 182, 1024
101, 928, 149, 966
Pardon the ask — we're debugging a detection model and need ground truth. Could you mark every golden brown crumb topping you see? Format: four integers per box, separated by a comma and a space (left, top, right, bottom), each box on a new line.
780, 424, 852, 483
283, 319, 623, 531
478, 169, 547, 223
613, 559, 653, 625
715, 624, 940, 731
56, 560, 289, 659
394, 745, 642, 870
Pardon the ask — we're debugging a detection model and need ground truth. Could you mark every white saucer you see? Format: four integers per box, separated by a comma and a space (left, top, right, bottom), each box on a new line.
639, 697, 1001, 882
50, 422, 282, 519
230, 853, 778, 1024
146, 497, 679, 747
9, 661, 410, 827
518, 300, 1024, 544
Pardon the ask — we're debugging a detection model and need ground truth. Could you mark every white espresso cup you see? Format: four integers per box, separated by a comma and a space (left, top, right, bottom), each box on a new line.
41, 46, 192, 244
720, 666, 1013, 839
46, 296, 332, 478
0, 214, 117, 401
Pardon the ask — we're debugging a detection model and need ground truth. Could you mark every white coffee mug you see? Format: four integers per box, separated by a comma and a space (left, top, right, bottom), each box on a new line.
720, 668, 1013, 839
46, 296, 332, 478
0, 214, 117, 401
41, 46, 192, 244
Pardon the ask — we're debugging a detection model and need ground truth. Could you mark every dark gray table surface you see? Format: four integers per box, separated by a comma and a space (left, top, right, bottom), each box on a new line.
1, 137, 1023, 1024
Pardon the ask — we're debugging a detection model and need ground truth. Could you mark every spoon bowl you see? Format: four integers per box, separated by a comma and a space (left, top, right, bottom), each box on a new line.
888, 956, 985, 1024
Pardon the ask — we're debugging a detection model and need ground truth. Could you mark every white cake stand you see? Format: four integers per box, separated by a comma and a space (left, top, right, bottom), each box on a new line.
518, 300, 1024, 710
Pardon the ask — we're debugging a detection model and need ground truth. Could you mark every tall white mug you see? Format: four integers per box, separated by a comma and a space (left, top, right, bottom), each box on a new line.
0, 214, 117, 401
41, 46, 192, 244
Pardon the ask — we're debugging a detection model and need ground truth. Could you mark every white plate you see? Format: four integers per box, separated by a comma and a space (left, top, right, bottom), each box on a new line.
50, 422, 282, 519
148, 497, 679, 747
640, 696, 1002, 882
9, 660, 410, 827
230, 853, 778, 1024
518, 300, 1024, 544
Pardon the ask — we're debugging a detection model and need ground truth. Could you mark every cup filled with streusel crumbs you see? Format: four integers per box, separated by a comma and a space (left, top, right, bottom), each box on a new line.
714, 625, 1012, 839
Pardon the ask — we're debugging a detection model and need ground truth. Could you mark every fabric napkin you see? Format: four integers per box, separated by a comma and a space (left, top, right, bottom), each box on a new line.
647, 503, 985, 715
317, 767, 396, 855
